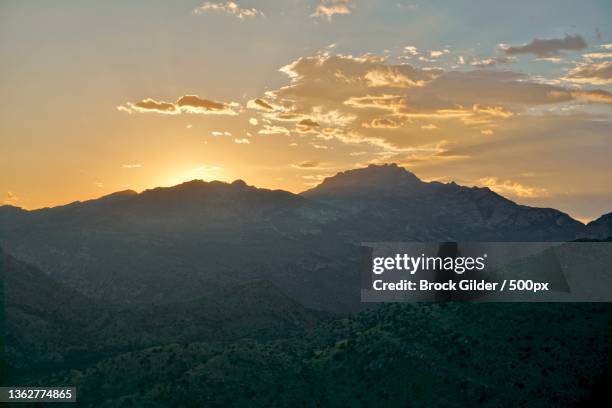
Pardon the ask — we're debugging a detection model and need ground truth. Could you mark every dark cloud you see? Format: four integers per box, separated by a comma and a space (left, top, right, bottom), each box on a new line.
298, 119, 320, 127
248, 98, 275, 110
504, 34, 587, 57
291, 160, 322, 169
176, 95, 228, 111
132, 98, 177, 113
118, 95, 238, 115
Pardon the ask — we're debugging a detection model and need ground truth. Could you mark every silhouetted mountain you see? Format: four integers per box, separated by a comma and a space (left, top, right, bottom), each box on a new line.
1, 251, 98, 370
2, 166, 611, 406
586, 212, 612, 239
2, 251, 325, 375
0, 164, 606, 312
302, 163, 423, 198
303, 164, 585, 242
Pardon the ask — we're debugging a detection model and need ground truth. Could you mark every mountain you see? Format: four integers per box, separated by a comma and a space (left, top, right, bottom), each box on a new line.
2, 251, 325, 376
43, 303, 610, 407
303, 164, 585, 242
0, 164, 605, 312
1, 250, 98, 371
3, 165, 611, 406
586, 212, 612, 239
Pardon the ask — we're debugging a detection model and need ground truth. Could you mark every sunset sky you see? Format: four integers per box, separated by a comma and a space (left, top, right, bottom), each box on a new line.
1, 0, 611, 221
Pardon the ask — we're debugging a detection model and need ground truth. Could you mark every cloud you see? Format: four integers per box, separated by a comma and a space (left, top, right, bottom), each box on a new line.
258, 124, 290, 135
248, 52, 612, 154
234, 138, 250, 144
311, 0, 354, 21
296, 118, 320, 132
502, 34, 587, 57
298, 118, 320, 128
570, 89, 612, 104
247, 98, 276, 111
421, 124, 439, 130
362, 117, 402, 129
121, 98, 176, 114
192, 1, 264, 19
365, 67, 425, 88
122, 164, 142, 168
119, 95, 239, 115
429, 49, 450, 58
3, 191, 19, 205
471, 56, 514, 68
291, 160, 323, 169
211, 131, 232, 136
563, 61, 612, 85
249, 117, 259, 125
404, 46, 418, 56
582, 52, 612, 60
312, 0, 353, 20
477, 177, 549, 198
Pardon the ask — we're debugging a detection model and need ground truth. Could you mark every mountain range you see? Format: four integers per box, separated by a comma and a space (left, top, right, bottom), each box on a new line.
2, 253, 608, 406
2, 164, 610, 406
1, 164, 610, 312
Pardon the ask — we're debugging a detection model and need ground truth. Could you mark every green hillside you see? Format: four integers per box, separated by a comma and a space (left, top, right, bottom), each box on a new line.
29, 303, 610, 407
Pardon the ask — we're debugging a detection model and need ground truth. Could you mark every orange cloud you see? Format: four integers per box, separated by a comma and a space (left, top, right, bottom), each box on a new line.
563, 61, 612, 85
477, 177, 549, 198
118, 95, 239, 115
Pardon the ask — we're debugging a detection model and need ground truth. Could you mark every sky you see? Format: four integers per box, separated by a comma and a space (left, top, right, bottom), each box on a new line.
1, 0, 611, 222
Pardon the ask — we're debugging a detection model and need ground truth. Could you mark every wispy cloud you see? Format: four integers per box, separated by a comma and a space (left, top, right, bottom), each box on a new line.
3, 191, 19, 205
477, 177, 549, 198
312, 0, 354, 21
471, 56, 514, 68
192, 1, 264, 19
290, 160, 324, 169
563, 61, 612, 85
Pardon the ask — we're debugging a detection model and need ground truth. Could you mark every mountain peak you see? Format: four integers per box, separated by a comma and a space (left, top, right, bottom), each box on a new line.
231, 179, 248, 188
301, 163, 423, 198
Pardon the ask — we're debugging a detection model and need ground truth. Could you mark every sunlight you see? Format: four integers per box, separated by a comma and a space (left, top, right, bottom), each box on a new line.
158, 165, 225, 188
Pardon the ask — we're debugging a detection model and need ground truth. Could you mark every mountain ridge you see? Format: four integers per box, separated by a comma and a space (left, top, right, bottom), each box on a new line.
1, 164, 606, 227
0, 164, 609, 311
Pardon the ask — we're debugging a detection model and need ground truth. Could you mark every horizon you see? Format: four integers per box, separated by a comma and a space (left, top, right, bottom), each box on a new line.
2, 162, 605, 224
2, 0, 611, 221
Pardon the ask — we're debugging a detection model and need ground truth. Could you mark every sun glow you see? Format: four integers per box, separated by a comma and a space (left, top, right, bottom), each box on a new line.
157, 165, 226, 188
